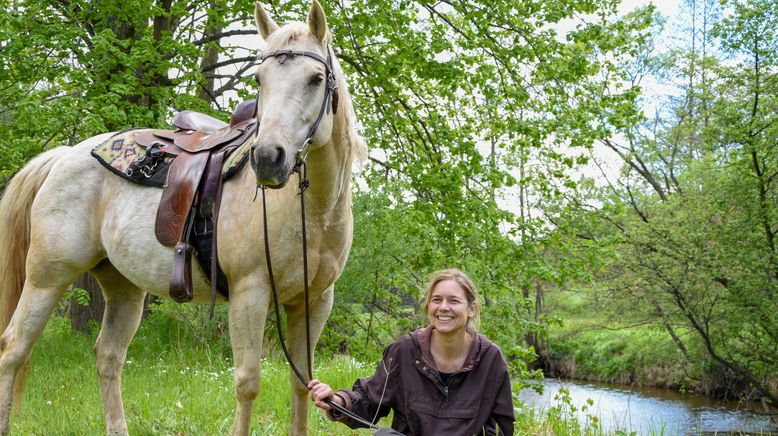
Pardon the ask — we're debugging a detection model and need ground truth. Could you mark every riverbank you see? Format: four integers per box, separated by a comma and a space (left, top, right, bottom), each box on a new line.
546, 327, 686, 388
546, 325, 778, 418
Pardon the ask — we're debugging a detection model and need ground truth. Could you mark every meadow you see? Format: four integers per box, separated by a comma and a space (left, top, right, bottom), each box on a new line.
13, 312, 752, 436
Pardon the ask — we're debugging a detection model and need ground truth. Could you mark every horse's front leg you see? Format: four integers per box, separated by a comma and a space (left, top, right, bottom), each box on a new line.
285, 285, 334, 436
92, 266, 146, 436
228, 283, 270, 436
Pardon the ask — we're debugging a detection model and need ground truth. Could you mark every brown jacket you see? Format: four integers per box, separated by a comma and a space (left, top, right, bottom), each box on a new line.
332, 327, 515, 435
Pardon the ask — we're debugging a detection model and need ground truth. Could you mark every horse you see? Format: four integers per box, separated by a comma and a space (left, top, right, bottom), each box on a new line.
0, 1, 365, 434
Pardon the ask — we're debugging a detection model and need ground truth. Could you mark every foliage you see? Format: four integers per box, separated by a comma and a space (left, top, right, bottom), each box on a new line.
320, 0, 652, 382
557, 0, 778, 406
0, 0, 259, 181
2, 0, 655, 399
136, 299, 233, 357
62, 287, 90, 307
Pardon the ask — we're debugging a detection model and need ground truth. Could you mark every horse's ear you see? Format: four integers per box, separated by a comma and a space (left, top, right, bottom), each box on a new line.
255, 2, 279, 40
307, 0, 330, 42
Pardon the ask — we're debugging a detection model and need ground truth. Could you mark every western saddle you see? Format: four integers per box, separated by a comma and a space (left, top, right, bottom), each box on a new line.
134, 100, 257, 305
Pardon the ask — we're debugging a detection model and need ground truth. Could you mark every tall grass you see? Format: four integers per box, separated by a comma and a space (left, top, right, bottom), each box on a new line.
9, 314, 694, 435
11, 316, 372, 435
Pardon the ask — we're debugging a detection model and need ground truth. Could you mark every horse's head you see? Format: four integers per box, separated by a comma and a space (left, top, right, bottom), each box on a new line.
251, 0, 338, 188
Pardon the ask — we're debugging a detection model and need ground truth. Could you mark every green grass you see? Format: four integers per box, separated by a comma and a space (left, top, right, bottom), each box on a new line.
11, 317, 373, 435
9, 315, 684, 435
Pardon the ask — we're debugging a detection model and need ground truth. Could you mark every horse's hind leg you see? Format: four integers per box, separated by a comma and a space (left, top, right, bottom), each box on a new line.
0, 266, 80, 435
286, 285, 334, 436
91, 263, 146, 436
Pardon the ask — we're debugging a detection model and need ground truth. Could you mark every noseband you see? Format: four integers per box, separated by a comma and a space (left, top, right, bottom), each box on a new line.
255, 45, 339, 172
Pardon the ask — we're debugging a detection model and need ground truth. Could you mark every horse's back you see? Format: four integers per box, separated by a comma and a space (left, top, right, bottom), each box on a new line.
25, 134, 174, 293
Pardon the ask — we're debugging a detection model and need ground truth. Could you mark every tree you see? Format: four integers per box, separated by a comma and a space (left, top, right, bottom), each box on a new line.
577, 0, 778, 406
325, 0, 652, 366
1, 0, 655, 380
69, 273, 105, 335
0, 0, 262, 180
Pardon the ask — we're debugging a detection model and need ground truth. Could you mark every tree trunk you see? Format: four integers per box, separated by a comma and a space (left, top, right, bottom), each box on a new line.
69, 273, 105, 335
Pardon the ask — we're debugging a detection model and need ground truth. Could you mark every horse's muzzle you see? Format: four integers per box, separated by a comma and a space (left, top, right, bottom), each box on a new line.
250, 143, 292, 188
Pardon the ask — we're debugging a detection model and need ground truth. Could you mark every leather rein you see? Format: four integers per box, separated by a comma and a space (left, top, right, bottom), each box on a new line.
255, 45, 378, 429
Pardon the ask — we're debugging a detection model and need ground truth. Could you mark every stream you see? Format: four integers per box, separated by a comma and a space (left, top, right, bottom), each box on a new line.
518, 378, 776, 435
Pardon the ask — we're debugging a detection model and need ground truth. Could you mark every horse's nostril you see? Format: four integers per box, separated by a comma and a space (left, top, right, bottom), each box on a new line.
252, 144, 287, 173
274, 147, 286, 167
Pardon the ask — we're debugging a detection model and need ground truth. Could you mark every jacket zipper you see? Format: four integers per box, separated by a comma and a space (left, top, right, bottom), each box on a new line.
444, 385, 449, 401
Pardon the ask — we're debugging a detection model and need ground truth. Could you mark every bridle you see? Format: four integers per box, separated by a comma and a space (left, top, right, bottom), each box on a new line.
254, 45, 378, 429
251, 45, 339, 175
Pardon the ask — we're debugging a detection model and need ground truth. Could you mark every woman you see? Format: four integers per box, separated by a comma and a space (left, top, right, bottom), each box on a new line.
309, 268, 515, 435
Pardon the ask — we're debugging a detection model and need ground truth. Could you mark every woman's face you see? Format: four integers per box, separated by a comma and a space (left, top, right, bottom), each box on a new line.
427, 279, 473, 335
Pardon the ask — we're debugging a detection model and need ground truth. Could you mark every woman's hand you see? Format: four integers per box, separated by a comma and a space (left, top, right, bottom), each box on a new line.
308, 379, 344, 411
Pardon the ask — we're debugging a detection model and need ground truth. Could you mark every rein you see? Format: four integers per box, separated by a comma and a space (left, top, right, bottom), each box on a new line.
255, 45, 378, 430
259, 175, 377, 430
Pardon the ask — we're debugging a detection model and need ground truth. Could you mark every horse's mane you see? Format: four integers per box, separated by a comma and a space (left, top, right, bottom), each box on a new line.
264, 23, 366, 176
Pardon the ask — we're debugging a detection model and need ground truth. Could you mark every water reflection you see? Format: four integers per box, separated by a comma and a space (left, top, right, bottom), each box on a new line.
518, 378, 776, 434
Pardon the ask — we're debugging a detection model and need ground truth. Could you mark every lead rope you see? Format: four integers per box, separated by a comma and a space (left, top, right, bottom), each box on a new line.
260, 183, 309, 386
299, 162, 312, 380
259, 166, 378, 430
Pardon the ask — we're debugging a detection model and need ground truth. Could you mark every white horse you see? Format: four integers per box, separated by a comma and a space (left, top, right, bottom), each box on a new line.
0, 1, 365, 434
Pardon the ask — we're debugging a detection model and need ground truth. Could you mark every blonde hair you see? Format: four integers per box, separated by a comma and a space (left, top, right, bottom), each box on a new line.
421, 268, 481, 330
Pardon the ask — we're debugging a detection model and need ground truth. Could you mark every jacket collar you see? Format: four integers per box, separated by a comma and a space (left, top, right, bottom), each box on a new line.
412, 326, 482, 373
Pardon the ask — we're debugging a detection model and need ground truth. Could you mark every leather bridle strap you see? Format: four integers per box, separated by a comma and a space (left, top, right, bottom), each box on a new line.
299, 162, 312, 380
258, 47, 338, 172
258, 172, 378, 430
260, 182, 310, 386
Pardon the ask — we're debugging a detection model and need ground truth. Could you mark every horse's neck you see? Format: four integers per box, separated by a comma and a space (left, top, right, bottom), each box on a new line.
301, 137, 351, 216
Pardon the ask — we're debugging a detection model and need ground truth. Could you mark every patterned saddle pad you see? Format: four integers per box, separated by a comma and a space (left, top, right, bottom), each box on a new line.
90, 128, 251, 188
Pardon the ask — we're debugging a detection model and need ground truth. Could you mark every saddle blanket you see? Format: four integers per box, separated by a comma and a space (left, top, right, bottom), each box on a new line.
90, 128, 251, 187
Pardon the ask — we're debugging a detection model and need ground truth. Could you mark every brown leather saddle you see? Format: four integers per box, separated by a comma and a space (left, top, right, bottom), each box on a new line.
134, 100, 257, 304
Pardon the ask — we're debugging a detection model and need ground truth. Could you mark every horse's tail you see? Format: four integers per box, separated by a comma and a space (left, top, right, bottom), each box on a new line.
0, 147, 70, 332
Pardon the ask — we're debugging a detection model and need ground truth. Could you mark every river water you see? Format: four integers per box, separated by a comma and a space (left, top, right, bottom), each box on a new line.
518, 378, 777, 435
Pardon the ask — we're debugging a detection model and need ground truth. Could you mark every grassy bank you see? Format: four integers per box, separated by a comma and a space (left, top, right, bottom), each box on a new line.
544, 305, 778, 402
543, 290, 695, 391
548, 326, 688, 389
12, 316, 374, 435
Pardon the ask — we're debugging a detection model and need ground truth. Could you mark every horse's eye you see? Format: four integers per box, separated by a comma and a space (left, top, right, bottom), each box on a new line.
255, 74, 261, 87
309, 73, 324, 86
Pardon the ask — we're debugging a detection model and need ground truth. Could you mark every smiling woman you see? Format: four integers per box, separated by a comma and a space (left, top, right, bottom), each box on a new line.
424, 268, 480, 332
308, 268, 515, 436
